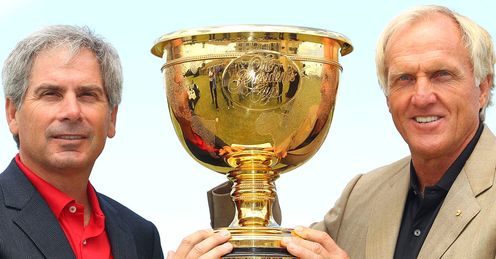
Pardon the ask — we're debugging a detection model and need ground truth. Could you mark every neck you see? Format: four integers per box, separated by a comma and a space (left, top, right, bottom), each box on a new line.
41, 170, 93, 225
412, 158, 451, 191
50, 174, 90, 204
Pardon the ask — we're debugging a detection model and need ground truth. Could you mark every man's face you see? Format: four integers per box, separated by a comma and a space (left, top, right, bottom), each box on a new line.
6, 47, 118, 176
385, 14, 490, 162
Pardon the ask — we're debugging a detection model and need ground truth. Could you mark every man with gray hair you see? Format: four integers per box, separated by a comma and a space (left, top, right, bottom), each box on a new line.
0, 25, 163, 258
170, 5, 496, 259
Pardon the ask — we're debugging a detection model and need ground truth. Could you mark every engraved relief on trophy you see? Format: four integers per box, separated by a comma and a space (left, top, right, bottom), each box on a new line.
222, 51, 300, 109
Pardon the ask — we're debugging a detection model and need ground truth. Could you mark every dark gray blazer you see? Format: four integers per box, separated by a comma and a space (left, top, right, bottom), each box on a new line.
0, 159, 164, 259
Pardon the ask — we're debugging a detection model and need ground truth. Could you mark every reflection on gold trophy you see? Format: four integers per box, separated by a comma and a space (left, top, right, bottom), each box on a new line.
151, 25, 352, 258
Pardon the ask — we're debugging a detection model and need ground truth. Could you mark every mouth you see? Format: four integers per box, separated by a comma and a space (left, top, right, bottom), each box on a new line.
52, 134, 86, 140
414, 116, 440, 124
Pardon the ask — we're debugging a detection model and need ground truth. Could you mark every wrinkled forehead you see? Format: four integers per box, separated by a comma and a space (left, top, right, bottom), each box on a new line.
388, 12, 462, 48
385, 13, 466, 62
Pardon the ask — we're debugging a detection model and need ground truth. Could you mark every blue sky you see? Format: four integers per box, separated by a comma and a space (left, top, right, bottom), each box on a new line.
1, 0, 495, 250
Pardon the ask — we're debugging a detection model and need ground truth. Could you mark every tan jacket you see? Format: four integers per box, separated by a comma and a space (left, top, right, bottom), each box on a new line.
313, 125, 496, 258
210, 126, 496, 258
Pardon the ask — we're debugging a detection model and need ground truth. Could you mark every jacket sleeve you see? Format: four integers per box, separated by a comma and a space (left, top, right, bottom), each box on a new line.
207, 181, 282, 228
151, 223, 164, 259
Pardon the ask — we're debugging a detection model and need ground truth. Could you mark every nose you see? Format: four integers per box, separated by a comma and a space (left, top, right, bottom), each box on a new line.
58, 94, 82, 121
411, 77, 436, 106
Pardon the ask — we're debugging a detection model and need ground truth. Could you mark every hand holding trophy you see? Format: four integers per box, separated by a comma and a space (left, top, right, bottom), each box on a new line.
151, 25, 352, 258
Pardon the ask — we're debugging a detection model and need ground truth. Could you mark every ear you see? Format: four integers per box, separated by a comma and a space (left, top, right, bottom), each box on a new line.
478, 74, 492, 108
107, 105, 118, 138
5, 98, 19, 136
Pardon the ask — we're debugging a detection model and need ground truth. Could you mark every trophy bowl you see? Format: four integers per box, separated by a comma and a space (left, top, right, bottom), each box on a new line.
152, 25, 352, 258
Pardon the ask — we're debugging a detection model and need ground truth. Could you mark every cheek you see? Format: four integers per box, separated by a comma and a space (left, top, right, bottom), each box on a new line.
93, 114, 115, 139
16, 116, 46, 147
387, 94, 407, 116
451, 89, 480, 115
16, 110, 36, 133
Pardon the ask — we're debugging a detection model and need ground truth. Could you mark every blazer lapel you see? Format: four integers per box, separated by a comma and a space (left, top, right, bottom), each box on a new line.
366, 161, 410, 259
417, 172, 480, 259
418, 126, 496, 258
1, 162, 75, 259
13, 195, 76, 259
99, 195, 139, 259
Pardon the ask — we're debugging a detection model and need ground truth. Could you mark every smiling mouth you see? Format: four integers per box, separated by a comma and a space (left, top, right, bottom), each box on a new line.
54, 135, 85, 140
414, 116, 440, 123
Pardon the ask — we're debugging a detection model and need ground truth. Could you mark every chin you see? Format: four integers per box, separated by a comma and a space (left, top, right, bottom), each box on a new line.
50, 155, 90, 170
411, 143, 444, 158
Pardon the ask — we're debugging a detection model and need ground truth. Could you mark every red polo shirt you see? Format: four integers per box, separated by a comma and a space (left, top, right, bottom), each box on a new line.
16, 155, 113, 259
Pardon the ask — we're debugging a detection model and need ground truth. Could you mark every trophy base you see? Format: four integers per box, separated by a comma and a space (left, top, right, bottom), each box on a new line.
223, 247, 294, 259
219, 227, 295, 259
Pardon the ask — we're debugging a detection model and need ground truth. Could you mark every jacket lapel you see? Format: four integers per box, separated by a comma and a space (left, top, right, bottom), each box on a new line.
366, 160, 410, 259
1, 161, 75, 259
416, 172, 480, 259
98, 195, 139, 259
13, 195, 76, 259
418, 126, 496, 258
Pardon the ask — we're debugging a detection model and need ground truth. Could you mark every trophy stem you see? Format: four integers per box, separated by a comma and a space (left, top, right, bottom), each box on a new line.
228, 166, 279, 228
221, 152, 295, 258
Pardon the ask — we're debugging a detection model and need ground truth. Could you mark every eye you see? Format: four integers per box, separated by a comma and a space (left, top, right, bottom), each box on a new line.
398, 74, 415, 82
43, 91, 55, 96
432, 70, 453, 81
81, 91, 97, 97
79, 91, 100, 101
389, 74, 415, 89
39, 90, 62, 100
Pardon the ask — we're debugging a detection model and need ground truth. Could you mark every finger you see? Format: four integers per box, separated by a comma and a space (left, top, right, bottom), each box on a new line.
175, 229, 214, 258
293, 226, 342, 253
282, 236, 328, 258
185, 230, 232, 259
167, 251, 176, 259
282, 227, 348, 259
199, 242, 233, 259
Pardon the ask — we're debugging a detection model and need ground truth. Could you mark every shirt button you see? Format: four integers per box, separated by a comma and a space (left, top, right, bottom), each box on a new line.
82, 239, 87, 245
69, 206, 77, 213
414, 229, 421, 237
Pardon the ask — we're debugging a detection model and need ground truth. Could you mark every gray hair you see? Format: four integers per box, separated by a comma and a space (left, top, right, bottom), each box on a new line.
375, 5, 495, 120
2, 24, 123, 110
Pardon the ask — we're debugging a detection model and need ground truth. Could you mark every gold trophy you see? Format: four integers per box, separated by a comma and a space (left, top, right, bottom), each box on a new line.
151, 25, 352, 258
